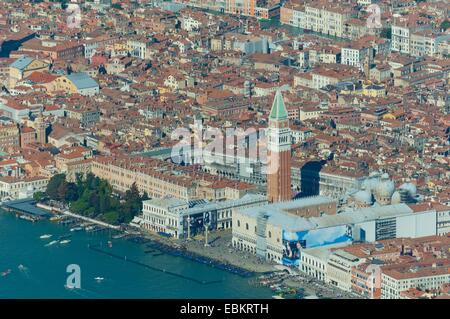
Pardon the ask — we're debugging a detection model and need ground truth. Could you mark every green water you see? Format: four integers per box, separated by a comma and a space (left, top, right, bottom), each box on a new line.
0, 211, 272, 298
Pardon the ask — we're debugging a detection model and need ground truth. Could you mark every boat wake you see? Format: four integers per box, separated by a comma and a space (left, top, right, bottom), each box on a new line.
65, 285, 98, 298
17, 264, 31, 278
18, 264, 28, 271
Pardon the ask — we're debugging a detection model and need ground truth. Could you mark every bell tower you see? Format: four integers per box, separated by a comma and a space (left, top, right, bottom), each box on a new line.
35, 112, 46, 144
267, 90, 292, 203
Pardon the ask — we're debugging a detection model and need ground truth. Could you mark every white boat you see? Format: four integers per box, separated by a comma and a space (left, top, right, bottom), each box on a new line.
85, 226, 96, 232
60, 240, 71, 244
18, 264, 26, 271
1, 269, 11, 277
70, 227, 82, 232
19, 215, 37, 222
40, 234, 52, 239
94, 277, 104, 282
45, 240, 59, 246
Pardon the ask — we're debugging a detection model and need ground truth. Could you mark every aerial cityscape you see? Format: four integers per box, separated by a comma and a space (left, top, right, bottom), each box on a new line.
0, 0, 449, 303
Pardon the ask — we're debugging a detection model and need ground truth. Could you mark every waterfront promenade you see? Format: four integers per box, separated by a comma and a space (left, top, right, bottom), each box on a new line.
61, 210, 120, 230
137, 227, 276, 274
36, 202, 120, 230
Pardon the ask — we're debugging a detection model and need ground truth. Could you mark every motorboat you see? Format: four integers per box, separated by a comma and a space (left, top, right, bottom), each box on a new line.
94, 277, 104, 282
70, 227, 82, 232
45, 240, 59, 246
40, 234, 52, 239
1, 269, 11, 277
60, 240, 71, 244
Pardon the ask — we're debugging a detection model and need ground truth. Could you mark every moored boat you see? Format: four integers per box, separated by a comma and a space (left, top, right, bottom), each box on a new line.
19, 215, 38, 222
50, 216, 63, 222
85, 225, 98, 232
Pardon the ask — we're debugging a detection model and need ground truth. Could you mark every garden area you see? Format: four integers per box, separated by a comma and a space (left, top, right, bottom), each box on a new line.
34, 173, 148, 225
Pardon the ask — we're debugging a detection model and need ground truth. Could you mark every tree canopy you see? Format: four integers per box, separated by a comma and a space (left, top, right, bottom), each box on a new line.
380, 27, 392, 39
43, 173, 147, 224
440, 20, 450, 31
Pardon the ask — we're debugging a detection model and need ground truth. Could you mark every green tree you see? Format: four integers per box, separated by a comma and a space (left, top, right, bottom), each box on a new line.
89, 192, 100, 215
120, 183, 142, 223
380, 27, 392, 39
142, 191, 150, 202
46, 174, 66, 200
59, 0, 69, 10
75, 173, 84, 197
57, 181, 68, 201
125, 183, 140, 203
45, 173, 146, 225
111, 3, 122, 10
33, 191, 46, 202
102, 211, 119, 224
440, 20, 450, 31
70, 198, 90, 215
84, 173, 97, 190
98, 192, 110, 214
65, 182, 79, 202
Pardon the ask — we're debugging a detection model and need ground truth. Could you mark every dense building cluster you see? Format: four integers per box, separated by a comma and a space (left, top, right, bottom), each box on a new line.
0, 0, 448, 299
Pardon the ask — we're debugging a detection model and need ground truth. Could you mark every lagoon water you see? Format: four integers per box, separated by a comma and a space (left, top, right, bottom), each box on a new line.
0, 211, 272, 298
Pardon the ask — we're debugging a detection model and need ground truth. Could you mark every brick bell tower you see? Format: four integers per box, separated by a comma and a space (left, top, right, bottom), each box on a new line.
267, 90, 292, 203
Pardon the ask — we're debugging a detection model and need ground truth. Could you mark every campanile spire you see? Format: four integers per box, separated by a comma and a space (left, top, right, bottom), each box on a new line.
267, 91, 292, 202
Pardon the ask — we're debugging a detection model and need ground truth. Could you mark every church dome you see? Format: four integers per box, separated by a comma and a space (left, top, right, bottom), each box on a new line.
362, 176, 380, 192
400, 183, 417, 196
373, 174, 395, 205
354, 190, 373, 205
391, 191, 401, 204
375, 175, 395, 197
369, 171, 380, 178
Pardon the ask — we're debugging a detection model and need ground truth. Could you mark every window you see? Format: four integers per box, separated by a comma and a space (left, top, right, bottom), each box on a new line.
245, 223, 249, 230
